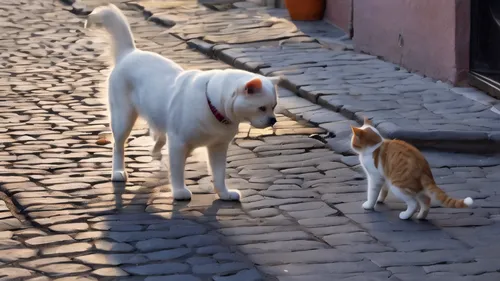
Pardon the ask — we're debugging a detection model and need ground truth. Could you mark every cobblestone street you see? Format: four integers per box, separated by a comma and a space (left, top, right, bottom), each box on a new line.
1, 0, 500, 280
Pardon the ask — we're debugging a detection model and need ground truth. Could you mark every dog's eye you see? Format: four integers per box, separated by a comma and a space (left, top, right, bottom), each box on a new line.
258, 106, 266, 112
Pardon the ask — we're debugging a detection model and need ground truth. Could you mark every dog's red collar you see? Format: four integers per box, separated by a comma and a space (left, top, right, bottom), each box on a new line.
206, 84, 232, 125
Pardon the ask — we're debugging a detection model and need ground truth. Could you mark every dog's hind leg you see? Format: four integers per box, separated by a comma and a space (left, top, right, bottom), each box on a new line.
109, 80, 137, 182
151, 131, 166, 160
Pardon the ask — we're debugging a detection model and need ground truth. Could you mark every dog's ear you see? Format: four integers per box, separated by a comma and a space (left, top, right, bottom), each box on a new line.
245, 78, 262, 95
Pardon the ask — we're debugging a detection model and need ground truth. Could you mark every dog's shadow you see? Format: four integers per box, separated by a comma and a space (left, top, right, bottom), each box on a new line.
110, 174, 242, 226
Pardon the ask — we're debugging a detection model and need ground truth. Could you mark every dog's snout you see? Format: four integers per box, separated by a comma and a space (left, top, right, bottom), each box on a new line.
269, 117, 277, 126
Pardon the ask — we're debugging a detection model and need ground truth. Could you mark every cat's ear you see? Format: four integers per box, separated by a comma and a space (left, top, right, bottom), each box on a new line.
351, 126, 362, 136
363, 117, 372, 126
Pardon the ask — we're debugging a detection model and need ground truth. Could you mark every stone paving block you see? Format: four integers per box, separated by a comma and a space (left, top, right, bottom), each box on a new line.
212, 268, 263, 281
41, 242, 92, 256
0, 231, 13, 239
107, 226, 207, 242
259, 261, 383, 276
247, 208, 281, 218
49, 222, 89, 232
145, 275, 201, 281
286, 205, 339, 219
25, 234, 74, 246
75, 253, 148, 265
0, 267, 34, 280
323, 232, 375, 246
369, 229, 454, 243
218, 226, 296, 236
192, 262, 251, 275
308, 224, 364, 236
393, 273, 469, 281
179, 234, 221, 247
471, 273, 500, 281
336, 243, 396, 254
92, 267, 129, 277
145, 248, 191, 261
0, 238, 20, 249
423, 259, 500, 275
360, 220, 439, 232
94, 240, 135, 252
38, 263, 91, 276
0, 248, 38, 262
365, 250, 475, 267
298, 216, 350, 227
0, 218, 25, 231
238, 240, 329, 254
248, 249, 363, 265
123, 263, 190, 275
387, 239, 468, 252
226, 231, 312, 245
276, 272, 392, 281
196, 245, 230, 255
278, 201, 326, 212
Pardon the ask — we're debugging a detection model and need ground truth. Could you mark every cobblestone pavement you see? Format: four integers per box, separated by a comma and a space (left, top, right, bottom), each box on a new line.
0, 0, 500, 280
123, 0, 500, 152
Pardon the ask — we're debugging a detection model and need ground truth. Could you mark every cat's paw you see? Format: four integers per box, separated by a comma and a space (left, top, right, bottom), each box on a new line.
416, 210, 429, 220
399, 211, 413, 220
218, 189, 241, 201
111, 171, 128, 182
416, 213, 428, 220
173, 186, 192, 201
362, 201, 374, 210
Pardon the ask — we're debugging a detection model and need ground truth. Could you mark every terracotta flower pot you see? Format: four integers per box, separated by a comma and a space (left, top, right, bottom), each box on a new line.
284, 0, 325, 21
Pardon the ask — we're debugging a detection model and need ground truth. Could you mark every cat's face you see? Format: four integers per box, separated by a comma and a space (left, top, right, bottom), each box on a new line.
350, 118, 383, 153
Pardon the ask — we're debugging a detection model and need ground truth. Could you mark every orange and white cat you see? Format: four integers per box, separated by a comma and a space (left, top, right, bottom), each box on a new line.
350, 118, 473, 220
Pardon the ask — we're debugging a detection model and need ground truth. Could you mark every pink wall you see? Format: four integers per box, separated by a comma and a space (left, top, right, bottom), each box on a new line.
324, 0, 352, 35
352, 0, 470, 84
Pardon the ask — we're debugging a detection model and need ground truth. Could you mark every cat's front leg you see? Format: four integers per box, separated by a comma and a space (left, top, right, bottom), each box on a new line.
363, 175, 383, 210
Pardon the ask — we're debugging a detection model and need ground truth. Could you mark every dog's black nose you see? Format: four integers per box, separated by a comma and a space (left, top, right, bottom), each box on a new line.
269, 117, 277, 126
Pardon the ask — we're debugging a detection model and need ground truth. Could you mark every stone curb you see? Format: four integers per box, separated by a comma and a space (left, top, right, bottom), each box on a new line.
185, 39, 500, 154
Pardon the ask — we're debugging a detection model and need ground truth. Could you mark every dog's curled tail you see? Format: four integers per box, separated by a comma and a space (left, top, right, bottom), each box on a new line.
85, 4, 135, 64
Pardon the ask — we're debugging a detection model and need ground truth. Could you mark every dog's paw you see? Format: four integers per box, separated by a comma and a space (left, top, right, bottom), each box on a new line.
362, 201, 374, 210
151, 150, 162, 160
218, 189, 241, 201
111, 171, 128, 182
173, 187, 192, 201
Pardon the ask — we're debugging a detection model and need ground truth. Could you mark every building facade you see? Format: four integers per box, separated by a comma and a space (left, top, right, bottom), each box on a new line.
325, 0, 470, 85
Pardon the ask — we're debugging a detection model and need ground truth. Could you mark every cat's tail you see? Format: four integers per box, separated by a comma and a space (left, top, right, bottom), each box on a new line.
422, 175, 473, 208
85, 4, 135, 64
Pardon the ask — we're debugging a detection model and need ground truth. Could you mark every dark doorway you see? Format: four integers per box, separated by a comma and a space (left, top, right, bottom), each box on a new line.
470, 0, 500, 98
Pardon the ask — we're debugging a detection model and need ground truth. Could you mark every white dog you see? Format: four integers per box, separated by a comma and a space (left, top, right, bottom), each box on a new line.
85, 4, 279, 201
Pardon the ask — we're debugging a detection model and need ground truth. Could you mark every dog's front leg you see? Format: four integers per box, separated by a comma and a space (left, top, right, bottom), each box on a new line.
207, 142, 241, 201
168, 138, 192, 200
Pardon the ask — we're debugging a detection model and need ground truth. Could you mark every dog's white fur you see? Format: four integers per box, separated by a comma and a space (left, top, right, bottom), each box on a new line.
86, 4, 279, 201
